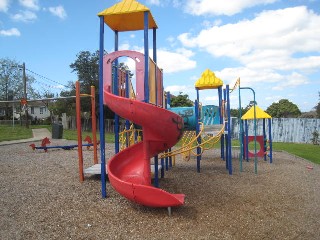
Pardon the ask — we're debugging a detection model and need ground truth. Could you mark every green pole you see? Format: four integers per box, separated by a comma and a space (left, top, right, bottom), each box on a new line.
240, 87, 257, 174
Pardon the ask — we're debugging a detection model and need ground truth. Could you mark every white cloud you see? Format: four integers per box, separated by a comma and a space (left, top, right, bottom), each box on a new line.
179, 6, 320, 58
0, 28, 21, 36
132, 46, 196, 73
0, 0, 10, 12
119, 43, 130, 50
146, 0, 160, 6
54, 84, 65, 89
164, 85, 193, 94
184, 0, 278, 16
179, 6, 320, 87
11, 10, 37, 22
19, 0, 39, 11
48, 5, 67, 19
205, 96, 219, 101
157, 48, 196, 73
271, 72, 308, 91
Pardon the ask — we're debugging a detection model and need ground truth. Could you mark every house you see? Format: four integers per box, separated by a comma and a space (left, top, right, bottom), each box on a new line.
0, 101, 50, 120
15, 101, 51, 120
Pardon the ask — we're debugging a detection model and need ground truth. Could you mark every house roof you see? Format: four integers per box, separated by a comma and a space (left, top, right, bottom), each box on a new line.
241, 105, 272, 120
195, 69, 223, 90
98, 0, 158, 32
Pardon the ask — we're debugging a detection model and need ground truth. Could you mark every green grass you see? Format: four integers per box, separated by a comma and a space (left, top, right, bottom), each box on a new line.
272, 142, 320, 164
0, 125, 33, 141
0, 124, 115, 143
0, 125, 319, 164
230, 139, 319, 165
63, 129, 115, 143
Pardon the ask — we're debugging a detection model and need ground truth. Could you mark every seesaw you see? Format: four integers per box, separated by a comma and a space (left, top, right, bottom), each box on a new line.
29, 136, 99, 152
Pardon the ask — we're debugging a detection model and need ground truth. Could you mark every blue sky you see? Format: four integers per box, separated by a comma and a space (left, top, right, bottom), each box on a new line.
1, 0, 319, 112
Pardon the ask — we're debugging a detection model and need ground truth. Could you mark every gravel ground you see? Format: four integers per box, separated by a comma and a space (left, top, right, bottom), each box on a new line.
0, 139, 319, 240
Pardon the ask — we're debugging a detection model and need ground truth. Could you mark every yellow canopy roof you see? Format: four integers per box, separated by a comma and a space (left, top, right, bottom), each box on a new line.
195, 69, 223, 90
241, 105, 272, 120
98, 0, 158, 32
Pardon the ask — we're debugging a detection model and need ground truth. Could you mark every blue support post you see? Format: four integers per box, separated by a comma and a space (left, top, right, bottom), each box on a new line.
153, 28, 157, 63
161, 157, 164, 178
268, 118, 273, 163
98, 16, 106, 198
154, 155, 159, 187
165, 152, 169, 171
195, 99, 201, 173
226, 84, 232, 175
166, 91, 171, 108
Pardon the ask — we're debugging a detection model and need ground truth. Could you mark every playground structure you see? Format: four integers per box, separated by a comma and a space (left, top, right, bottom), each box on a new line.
234, 80, 273, 174
165, 69, 228, 172
94, 0, 273, 211
98, 0, 186, 208
241, 105, 273, 161
96, 0, 233, 211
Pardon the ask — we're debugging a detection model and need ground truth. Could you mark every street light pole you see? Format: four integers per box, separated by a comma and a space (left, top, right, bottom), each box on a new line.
22, 62, 29, 128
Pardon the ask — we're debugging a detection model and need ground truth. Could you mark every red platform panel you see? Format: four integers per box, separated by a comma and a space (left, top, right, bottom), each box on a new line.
244, 135, 265, 158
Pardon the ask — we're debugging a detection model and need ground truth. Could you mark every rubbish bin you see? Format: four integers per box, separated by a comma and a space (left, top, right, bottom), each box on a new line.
52, 123, 63, 139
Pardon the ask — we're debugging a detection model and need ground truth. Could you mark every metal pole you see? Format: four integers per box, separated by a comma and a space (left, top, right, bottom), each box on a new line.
263, 118, 266, 161
22, 63, 29, 128
226, 84, 232, 175
268, 118, 273, 163
195, 98, 201, 173
76, 81, 84, 181
91, 86, 98, 165
240, 87, 257, 174
98, 16, 107, 198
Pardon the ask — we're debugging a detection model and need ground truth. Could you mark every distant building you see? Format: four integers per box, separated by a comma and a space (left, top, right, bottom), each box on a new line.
0, 102, 50, 120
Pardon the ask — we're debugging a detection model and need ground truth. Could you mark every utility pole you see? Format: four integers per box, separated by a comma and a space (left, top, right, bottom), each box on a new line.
22, 62, 29, 128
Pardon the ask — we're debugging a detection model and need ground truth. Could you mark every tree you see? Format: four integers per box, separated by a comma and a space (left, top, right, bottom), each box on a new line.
315, 92, 320, 118
230, 107, 248, 118
70, 51, 100, 113
0, 58, 37, 119
170, 92, 194, 107
69, 50, 133, 119
266, 99, 301, 118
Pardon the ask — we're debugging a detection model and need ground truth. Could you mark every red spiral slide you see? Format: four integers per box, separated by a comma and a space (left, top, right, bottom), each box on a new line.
104, 90, 185, 207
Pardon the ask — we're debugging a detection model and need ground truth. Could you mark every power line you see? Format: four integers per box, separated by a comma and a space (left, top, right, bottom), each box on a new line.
26, 68, 70, 88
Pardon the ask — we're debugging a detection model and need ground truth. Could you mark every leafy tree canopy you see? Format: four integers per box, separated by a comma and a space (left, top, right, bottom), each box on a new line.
68, 50, 132, 118
230, 108, 248, 118
170, 92, 194, 107
0, 58, 38, 100
266, 99, 301, 118
0, 58, 39, 119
